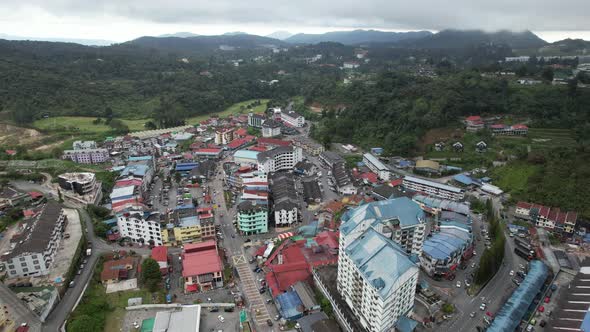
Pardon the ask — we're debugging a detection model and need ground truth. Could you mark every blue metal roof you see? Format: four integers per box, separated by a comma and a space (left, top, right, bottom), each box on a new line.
413, 194, 470, 216
341, 197, 425, 236
276, 289, 304, 320
234, 149, 259, 160
487, 260, 548, 332
396, 316, 418, 332
175, 203, 194, 210
120, 164, 150, 177
128, 156, 152, 162
345, 228, 418, 299
175, 162, 198, 171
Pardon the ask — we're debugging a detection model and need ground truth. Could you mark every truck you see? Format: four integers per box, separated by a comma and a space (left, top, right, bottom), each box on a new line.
514, 238, 534, 253
514, 246, 534, 261
86, 248, 92, 256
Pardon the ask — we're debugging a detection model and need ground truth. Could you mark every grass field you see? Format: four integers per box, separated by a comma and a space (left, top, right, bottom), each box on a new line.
185, 99, 269, 124
528, 128, 575, 149
491, 161, 541, 194
33, 117, 149, 133
104, 289, 159, 332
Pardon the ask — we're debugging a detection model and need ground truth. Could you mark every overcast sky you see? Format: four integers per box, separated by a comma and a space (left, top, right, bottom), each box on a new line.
1, 1, 589, 42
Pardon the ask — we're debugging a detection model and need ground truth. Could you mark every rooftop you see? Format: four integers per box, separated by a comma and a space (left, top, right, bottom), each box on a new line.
363, 153, 389, 171
151, 246, 168, 262
182, 241, 222, 277
404, 176, 464, 194
153, 305, 201, 332
233, 149, 260, 160
340, 197, 425, 236
412, 194, 471, 216
345, 228, 418, 298
57, 172, 96, 183
257, 145, 296, 163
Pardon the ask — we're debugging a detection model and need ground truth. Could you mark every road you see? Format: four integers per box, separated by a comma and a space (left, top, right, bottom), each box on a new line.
0, 282, 42, 332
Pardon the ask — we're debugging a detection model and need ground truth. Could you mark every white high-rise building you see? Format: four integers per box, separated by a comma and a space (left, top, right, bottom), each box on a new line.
256, 146, 303, 174
337, 228, 419, 332
117, 210, 163, 246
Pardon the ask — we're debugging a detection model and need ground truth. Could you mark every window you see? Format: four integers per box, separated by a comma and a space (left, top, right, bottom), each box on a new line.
10, 271, 16, 275
21, 263, 27, 267
19, 257, 25, 261
33, 260, 39, 265
8, 265, 14, 269
23, 268, 29, 272
34, 265, 40, 270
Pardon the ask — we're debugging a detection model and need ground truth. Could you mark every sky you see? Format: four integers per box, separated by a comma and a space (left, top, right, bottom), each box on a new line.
0, 1, 589, 43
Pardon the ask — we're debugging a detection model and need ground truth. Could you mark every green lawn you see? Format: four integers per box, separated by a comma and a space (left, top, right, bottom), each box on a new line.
33, 116, 150, 133
528, 128, 575, 149
185, 99, 269, 125
491, 161, 541, 195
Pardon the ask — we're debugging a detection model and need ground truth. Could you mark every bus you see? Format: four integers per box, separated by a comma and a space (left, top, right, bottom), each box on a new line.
514, 238, 533, 252
514, 246, 534, 261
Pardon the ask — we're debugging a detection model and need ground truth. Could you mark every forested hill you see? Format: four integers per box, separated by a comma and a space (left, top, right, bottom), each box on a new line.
397, 29, 547, 49
285, 30, 432, 45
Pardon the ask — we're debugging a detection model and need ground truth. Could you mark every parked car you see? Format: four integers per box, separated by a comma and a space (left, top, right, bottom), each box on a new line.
217, 315, 225, 323
480, 303, 486, 311
470, 312, 476, 318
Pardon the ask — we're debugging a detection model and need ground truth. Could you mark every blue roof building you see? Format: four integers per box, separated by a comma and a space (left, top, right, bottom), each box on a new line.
120, 164, 150, 177
276, 289, 304, 320
175, 162, 198, 172
128, 156, 153, 162
412, 194, 471, 216
487, 260, 548, 332
339, 228, 419, 331
453, 174, 474, 186
340, 197, 426, 254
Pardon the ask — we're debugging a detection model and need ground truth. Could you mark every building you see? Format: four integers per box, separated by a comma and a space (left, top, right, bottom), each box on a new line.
465, 116, 485, 132
292, 136, 325, 156
342, 61, 360, 69
62, 148, 109, 164
281, 109, 305, 128
1, 202, 66, 278
117, 210, 163, 246
270, 173, 300, 227
151, 246, 169, 275
319, 151, 344, 168
412, 194, 471, 216
248, 112, 265, 128
0, 186, 30, 209
193, 148, 222, 159
257, 146, 303, 174
302, 178, 322, 204
363, 153, 391, 181
236, 200, 268, 235
489, 124, 529, 136
57, 172, 102, 204
340, 197, 426, 255
505, 56, 530, 62
182, 241, 223, 292
100, 256, 135, 284
152, 305, 201, 332
261, 119, 282, 137
72, 140, 97, 150
337, 228, 419, 332
403, 176, 465, 201
233, 149, 260, 166
214, 128, 234, 145
332, 162, 356, 195
514, 202, 578, 235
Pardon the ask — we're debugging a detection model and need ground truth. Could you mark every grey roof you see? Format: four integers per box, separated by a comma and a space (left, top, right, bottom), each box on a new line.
153, 305, 201, 332
372, 185, 396, 200
0, 186, 27, 200
296, 312, 330, 332
262, 119, 282, 128
332, 162, 353, 187
320, 151, 344, 165
345, 228, 418, 299
293, 281, 318, 309
257, 146, 295, 163
295, 160, 315, 172
302, 179, 322, 202
341, 197, 425, 236
3, 201, 63, 260
270, 173, 299, 211
190, 160, 217, 178
403, 176, 464, 194
237, 200, 267, 212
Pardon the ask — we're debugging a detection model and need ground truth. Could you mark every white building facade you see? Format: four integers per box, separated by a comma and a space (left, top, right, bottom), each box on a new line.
257, 146, 303, 174
280, 111, 305, 128
403, 176, 465, 201
117, 211, 163, 246
362, 153, 391, 181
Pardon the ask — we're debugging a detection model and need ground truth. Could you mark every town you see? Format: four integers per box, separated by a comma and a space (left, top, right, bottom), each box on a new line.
0, 99, 586, 332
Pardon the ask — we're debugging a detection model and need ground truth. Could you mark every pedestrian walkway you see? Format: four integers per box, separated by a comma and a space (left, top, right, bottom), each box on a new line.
232, 254, 271, 326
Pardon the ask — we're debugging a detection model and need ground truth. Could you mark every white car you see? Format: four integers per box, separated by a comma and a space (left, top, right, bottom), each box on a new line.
456, 281, 461, 288
471, 262, 476, 268
480, 303, 486, 311
218, 315, 225, 323
509, 270, 515, 276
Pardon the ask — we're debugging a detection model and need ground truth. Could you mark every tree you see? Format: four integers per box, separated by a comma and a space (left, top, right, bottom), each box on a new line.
541, 67, 554, 82
67, 314, 103, 332
141, 258, 162, 292
144, 121, 157, 130
108, 119, 129, 134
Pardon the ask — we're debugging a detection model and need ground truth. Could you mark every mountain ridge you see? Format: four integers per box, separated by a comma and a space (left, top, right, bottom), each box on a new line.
285, 29, 432, 45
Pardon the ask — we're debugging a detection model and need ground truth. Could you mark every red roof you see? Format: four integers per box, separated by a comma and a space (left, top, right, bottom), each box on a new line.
490, 124, 505, 129
182, 240, 222, 277
248, 145, 268, 152
194, 148, 221, 154
265, 262, 311, 296
315, 231, 339, 250
228, 137, 254, 149
512, 124, 529, 130
361, 172, 379, 183
151, 246, 168, 263
516, 201, 532, 210
243, 181, 268, 186
115, 179, 143, 188
5, 150, 17, 156
197, 207, 213, 213
28, 191, 43, 199
235, 128, 248, 137
257, 138, 291, 147
390, 178, 403, 187
466, 116, 482, 121
243, 189, 268, 197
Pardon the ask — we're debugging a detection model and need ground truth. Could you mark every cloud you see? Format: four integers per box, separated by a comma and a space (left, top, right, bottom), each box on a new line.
0, 0, 589, 41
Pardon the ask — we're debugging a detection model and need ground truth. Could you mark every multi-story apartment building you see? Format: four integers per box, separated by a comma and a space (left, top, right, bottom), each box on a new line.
1, 201, 66, 278
236, 200, 268, 235
62, 148, 109, 164
72, 140, 97, 150
291, 136, 325, 156
337, 228, 419, 332
0, 186, 30, 209
362, 153, 392, 181
261, 119, 282, 138
215, 128, 234, 145
319, 151, 345, 168
403, 176, 465, 201
248, 112, 265, 128
117, 210, 163, 246
257, 146, 303, 174
339, 197, 426, 255
280, 110, 305, 127
515, 201, 578, 235
270, 173, 300, 227
57, 172, 97, 196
